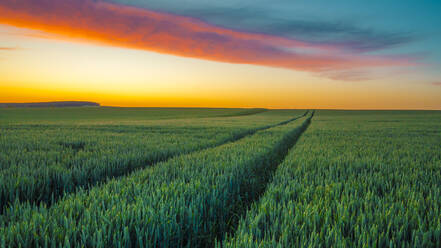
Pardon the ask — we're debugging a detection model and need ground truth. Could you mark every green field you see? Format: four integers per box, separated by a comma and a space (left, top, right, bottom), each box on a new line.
0, 108, 440, 247
0, 107, 267, 124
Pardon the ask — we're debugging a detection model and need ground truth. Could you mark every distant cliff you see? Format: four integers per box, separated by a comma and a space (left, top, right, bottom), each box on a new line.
0, 101, 100, 108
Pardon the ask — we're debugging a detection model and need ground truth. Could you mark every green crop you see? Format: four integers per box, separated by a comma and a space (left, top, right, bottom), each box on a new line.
0, 107, 267, 124
0, 112, 312, 247
0, 109, 305, 212
2, 109, 439, 248
222, 110, 441, 248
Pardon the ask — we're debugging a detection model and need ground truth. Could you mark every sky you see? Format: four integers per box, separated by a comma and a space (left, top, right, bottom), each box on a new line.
0, 0, 440, 109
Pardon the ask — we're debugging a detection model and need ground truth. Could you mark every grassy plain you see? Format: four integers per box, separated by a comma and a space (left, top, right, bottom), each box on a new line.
223, 110, 441, 247
0, 108, 440, 247
0, 108, 305, 212
0, 107, 266, 124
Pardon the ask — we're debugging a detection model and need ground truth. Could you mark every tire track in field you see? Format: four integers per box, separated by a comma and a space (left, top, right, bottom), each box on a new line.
2, 111, 309, 213
89, 110, 309, 187
215, 108, 268, 117
214, 111, 314, 246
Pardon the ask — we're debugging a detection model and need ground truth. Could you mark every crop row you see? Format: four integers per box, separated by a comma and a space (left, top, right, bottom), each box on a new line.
0, 107, 268, 124
0, 112, 312, 247
0, 110, 306, 213
222, 111, 441, 248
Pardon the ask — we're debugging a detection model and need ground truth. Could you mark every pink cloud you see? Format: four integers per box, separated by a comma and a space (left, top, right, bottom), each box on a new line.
0, 0, 414, 78
0, 47, 18, 50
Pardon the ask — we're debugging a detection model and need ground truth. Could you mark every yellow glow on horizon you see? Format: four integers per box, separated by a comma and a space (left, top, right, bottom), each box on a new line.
1, 25, 441, 110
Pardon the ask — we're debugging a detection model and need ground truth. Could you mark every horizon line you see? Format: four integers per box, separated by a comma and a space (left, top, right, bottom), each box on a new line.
0, 101, 440, 111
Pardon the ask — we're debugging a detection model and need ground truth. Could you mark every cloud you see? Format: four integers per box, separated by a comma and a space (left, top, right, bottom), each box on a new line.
182, 8, 414, 52
0, 0, 413, 79
0, 47, 18, 50
115, 2, 416, 52
320, 70, 373, 81
432, 82, 441, 86
261, 21, 415, 52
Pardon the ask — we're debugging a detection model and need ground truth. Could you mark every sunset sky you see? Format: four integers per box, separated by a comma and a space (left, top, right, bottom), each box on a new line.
1, 0, 440, 109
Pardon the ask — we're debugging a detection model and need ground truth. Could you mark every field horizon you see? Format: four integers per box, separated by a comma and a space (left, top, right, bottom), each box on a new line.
1, 101, 440, 111
1, 108, 440, 247
1, 1, 440, 246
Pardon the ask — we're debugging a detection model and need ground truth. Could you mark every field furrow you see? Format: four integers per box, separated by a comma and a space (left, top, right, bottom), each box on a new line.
0, 107, 269, 124
0, 110, 307, 213
222, 110, 441, 248
0, 112, 312, 247
217, 111, 314, 242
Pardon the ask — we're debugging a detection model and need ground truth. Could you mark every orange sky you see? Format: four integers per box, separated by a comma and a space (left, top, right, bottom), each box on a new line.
0, 0, 440, 109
